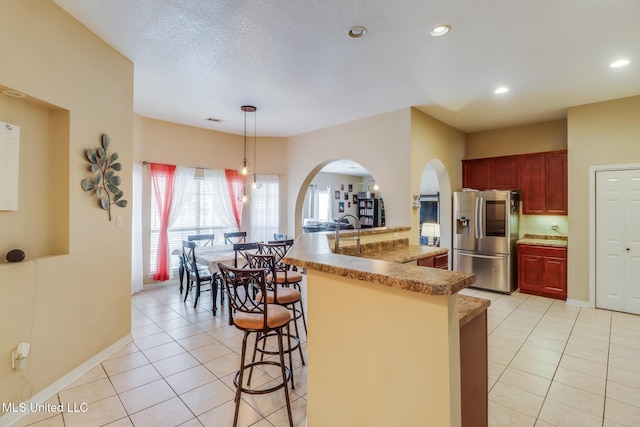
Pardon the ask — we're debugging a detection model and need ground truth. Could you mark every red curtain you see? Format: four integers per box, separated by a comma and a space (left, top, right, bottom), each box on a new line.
150, 163, 176, 281
225, 169, 245, 230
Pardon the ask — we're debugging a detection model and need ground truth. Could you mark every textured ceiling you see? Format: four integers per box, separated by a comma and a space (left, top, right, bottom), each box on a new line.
53, 0, 640, 137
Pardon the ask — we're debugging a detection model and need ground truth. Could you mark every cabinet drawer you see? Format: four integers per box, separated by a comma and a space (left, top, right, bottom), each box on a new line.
518, 244, 566, 258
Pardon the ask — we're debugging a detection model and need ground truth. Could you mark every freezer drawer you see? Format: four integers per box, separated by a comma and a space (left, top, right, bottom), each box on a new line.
454, 250, 515, 294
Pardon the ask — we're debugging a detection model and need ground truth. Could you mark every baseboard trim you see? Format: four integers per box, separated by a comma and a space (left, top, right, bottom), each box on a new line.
565, 298, 592, 308
0, 334, 132, 427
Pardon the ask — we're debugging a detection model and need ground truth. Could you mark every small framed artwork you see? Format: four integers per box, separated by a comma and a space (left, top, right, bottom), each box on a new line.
341, 184, 345, 191
339, 202, 345, 213
353, 194, 358, 203
348, 184, 353, 193
348, 202, 351, 208
344, 192, 349, 201
335, 190, 340, 199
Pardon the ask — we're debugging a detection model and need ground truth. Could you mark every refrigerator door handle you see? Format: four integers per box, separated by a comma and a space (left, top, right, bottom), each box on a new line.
474, 196, 480, 239
478, 196, 484, 239
459, 252, 505, 260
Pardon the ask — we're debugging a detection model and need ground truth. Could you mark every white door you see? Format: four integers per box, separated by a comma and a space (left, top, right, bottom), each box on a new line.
596, 169, 640, 314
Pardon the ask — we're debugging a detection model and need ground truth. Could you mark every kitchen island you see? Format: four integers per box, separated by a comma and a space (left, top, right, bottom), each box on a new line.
285, 227, 488, 427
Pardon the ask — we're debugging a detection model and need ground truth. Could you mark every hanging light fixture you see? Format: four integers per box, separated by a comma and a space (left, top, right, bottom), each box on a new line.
238, 105, 256, 175
251, 109, 262, 189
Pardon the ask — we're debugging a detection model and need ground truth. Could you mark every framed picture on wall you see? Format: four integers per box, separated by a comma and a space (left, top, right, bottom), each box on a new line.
339, 202, 344, 212
341, 184, 345, 190
348, 184, 353, 193
348, 202, 351, 208
344, 192, 349, 200
353, 194, 358, 203
335, 190, 340, 199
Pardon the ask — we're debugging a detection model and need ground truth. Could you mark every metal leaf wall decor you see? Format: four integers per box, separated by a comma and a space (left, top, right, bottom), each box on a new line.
80, 133, 128, 221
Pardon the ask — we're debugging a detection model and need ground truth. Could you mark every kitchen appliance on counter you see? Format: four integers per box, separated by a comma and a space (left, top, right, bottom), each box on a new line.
453, 190, 519, 293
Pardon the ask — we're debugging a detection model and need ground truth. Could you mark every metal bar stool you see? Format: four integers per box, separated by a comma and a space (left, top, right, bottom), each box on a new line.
246, 252, 306, 388
217, 262, 294, 427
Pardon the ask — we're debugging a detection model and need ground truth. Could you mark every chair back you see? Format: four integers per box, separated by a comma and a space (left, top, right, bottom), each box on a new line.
218, 263, 268, 328
232, 242, 259, 268
188, 234, 215, 246
224, 231, 247, 245
182, 240, 203, 280
257, 241, 289, 266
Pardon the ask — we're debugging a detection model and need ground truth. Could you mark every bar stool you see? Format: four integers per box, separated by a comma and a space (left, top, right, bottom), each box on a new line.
246, 252, 306, 388
257, 241, 307, 333
217, 263, 293, 427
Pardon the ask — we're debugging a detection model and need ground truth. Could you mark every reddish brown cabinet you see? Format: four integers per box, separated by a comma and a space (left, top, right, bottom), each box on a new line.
489, 155, 520, 190
463, 150, 567, 215
417, 252, 449, 269
518, 244, 567, 299
462, 159, 490, 190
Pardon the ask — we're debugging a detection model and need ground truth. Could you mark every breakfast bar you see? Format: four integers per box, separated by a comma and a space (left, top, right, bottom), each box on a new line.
285, 226, 488, 427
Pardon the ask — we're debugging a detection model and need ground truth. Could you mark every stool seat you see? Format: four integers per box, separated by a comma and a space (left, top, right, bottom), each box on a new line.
256, 288, 301, 305
268, 271, 304, 284
234, 305, 291, 329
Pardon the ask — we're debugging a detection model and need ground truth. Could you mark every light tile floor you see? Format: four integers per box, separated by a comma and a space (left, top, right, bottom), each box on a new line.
11, 281, 640, 427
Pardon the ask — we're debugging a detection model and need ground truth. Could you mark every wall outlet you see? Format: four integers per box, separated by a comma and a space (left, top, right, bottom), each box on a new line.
551, 223, 559, 231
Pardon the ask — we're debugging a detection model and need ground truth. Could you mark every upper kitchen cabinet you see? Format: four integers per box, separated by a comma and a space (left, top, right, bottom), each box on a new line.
522, 150, 567, 215
489, 155, 520, 190
462, 156, 520, 190
462, 159, 490, 190
463, 150, 567, 215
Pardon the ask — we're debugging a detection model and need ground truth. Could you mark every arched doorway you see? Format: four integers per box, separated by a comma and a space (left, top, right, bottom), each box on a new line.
419, 159, 452, 264
293, 159, 382, 236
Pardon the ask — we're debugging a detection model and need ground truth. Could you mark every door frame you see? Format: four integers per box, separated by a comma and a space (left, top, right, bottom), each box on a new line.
589, 162, 640, 309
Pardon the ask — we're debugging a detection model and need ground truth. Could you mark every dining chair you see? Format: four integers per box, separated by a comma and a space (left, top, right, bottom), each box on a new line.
182, 240, 217, 313
246, 252, 306, 387
217, 262, 294, 427
178, 234, 216, 294
257, 241, 307, 333
187, 233, 216, 246
224, 231, 247, 245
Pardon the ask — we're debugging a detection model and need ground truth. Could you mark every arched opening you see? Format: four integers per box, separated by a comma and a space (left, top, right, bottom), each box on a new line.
293, 159, 383, 236
419, 159, 452, 264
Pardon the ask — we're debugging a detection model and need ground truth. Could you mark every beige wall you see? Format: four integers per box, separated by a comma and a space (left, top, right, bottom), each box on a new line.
0, 0, 133, 408
466, 119, 567, 159
287, 108, 412, 237
411, 109, 467, 252
567, 95, 640, 302
134, 116, 290, 283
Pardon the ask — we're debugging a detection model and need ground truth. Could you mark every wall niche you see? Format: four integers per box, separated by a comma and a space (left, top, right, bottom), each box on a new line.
0, 86, 70, 260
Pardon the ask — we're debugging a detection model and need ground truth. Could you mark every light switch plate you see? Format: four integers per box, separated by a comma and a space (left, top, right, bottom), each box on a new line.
116, 216, 123, 228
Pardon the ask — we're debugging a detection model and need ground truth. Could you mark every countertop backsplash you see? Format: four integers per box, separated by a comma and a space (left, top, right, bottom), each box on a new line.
519, 214, 568, 239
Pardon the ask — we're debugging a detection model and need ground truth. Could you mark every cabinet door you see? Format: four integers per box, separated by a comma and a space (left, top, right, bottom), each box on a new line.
545, 152, 568, 214
490, 156, 520, 190
463, 159, 489, 190
435, 253, 449, 269
522, 154, 546, 214
518, 253, 543, 291
542, 256, 567, 297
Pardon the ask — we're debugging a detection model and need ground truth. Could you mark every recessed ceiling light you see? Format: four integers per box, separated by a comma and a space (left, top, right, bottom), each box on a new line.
610, 59, 630, 68
494, 87, 509, 94
430, 25, 451, 37
1, 89, 26, 98
348, 25, 367, 39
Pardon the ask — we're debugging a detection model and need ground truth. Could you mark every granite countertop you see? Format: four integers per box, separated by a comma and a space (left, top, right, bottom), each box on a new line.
285, 227, 476, 296
335, 238, 448, 263
458, 294, 491, 327
517, 233, 568, 248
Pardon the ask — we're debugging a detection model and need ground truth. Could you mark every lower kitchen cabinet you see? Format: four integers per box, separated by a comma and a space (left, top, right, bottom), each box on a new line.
460, 309, 488, 427
518, 244, 567, 299
417, 252, 449, 269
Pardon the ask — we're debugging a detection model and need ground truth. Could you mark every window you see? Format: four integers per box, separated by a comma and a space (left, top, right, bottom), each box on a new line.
149, 170, 280, 275
249, 175, 280, 242
318, 186, 330, 221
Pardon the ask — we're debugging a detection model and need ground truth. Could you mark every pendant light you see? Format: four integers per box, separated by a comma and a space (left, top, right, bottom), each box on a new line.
251, 109, 262, 189
238, 105, 256, 175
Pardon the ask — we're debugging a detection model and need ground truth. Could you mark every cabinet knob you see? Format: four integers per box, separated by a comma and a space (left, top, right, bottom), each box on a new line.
627, 248, 631, 251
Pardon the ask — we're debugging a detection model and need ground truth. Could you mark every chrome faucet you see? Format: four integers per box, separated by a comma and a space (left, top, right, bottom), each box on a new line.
334, 214, 361, 254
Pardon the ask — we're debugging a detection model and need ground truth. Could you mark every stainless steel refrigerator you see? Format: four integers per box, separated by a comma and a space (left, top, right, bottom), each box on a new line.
453, 190, 519, 293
